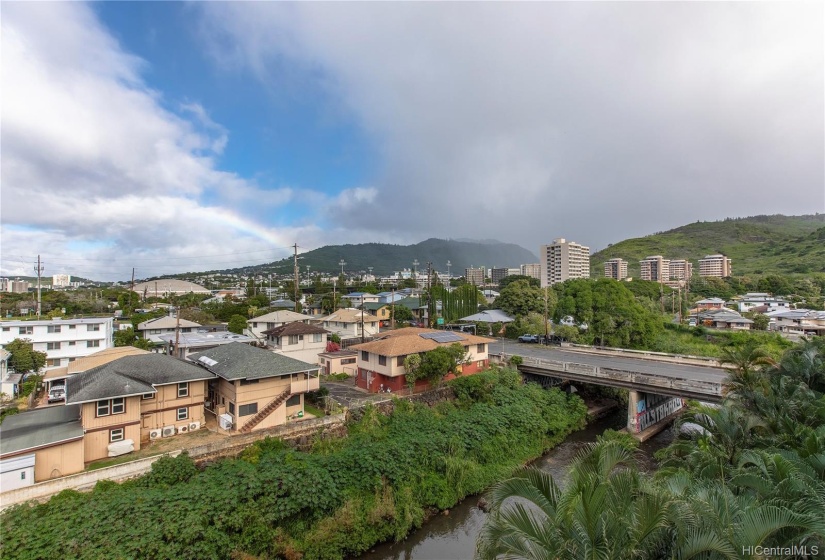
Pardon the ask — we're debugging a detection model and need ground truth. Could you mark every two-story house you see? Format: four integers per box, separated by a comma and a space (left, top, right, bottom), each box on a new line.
0, 318, 114, 369
159, 331, 256, 360
136, 316, 201, 344
351, 327, 494, 393
316, 308, 380, 341
65, 354, 215, 461
340, 292, 380, 307
245, 310, 314, 342
190, 343, 320, 433
262, 322, 329, 364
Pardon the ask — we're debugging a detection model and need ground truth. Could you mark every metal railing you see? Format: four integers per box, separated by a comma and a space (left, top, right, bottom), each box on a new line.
501, 353, 723, 398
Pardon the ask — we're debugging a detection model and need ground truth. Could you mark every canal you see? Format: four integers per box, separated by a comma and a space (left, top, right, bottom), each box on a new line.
358, 407, 674, 560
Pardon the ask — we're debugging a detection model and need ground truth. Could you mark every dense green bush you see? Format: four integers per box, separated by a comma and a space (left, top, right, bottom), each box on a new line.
1, 369, 586, 560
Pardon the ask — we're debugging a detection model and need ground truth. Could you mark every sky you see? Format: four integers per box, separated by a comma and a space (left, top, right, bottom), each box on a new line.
2, 2, 823, 282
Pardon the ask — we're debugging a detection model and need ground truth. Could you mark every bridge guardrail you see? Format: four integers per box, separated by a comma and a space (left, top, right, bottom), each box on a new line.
505, 353, 722, 398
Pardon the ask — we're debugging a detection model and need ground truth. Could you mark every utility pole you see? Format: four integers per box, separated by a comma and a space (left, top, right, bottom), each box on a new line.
426, 262, 432, 327
390, 284, 396, 329
34, 255, 44, 318
129, 268, 135, 316
543, 288, 550, 342
174, 297, 181, 359
293, 243, 300, 309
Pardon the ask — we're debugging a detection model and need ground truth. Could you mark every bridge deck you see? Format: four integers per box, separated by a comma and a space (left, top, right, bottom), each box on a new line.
493, 341, 726, 402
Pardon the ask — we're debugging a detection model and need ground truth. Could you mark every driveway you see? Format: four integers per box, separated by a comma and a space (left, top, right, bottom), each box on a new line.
322, 380, 389, 408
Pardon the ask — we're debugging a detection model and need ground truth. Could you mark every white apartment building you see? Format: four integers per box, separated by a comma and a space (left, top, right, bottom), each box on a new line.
699, 255, 732, 278
520, 264, 541, 280
52, 274, 72, 287
668, 260, 693, 281
639, 256, 671, 282
539, 239, 590, 287
0, 318, 114, 369
245, 310, 314, 342
603, 258, 628, 280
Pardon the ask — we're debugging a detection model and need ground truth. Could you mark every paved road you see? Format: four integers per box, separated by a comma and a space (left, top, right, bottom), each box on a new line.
491, 341, 727, 383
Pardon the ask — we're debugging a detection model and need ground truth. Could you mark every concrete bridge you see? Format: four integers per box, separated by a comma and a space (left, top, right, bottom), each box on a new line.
491, 341, 727, 438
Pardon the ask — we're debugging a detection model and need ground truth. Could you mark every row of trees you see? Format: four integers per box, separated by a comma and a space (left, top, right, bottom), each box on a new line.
479, 338, 825, 558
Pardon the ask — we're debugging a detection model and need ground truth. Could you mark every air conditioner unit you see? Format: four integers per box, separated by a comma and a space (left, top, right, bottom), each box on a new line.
189, 421, 201, 431
162, 426, 175, 437
149, 429, 162, 440
177, 425, 189, 434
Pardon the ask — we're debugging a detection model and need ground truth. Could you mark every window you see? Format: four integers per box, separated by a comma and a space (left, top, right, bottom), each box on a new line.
313, 333, 323, 343
68, 341, 76, 346
299, 335, 304, 341
397, 356, 405, 367
111, 398, 125, 414
177, 382, 188, 398
20, 472, 26, 480
46, 342, 61, 350
288, 335, 299, 345
177, 407, 188, 421
477, 343, 486, 353
142, 393, 155, 400
87, 340, 100, 348
342, 358, 356, 365
68, 325, 76, 329
361, 351, 369, 361
240, 378, 259, 385
87, 324, 100, 332
47, 359, 61, 367
96, 400, 110, 417
47, 325, 61, 333
18, 326, 32, 335
286, 394, 300, 407
478, 361, 485, 368
229, 402, 235, 415
68, 358, 75, 363
110, 428, 124, 442
2, 327, 9, 332
238, 403, 258, 417
378, 355, 387, 366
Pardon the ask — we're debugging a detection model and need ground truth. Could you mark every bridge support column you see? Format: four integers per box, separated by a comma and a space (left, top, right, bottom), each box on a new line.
627, 391, 686, 440
627, 390, 642, 434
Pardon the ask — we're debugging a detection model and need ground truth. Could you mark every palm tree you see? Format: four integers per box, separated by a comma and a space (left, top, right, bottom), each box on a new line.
476, 441, 672, 560
719, 339, 775, 398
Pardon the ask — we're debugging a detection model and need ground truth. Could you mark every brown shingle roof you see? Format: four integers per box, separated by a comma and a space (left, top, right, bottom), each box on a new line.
263, 322, 329, 337
350, 327, 494, 357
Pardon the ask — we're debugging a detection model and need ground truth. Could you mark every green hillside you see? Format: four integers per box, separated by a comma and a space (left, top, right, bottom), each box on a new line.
591, 214, 825, 277
207, 238, 539, 276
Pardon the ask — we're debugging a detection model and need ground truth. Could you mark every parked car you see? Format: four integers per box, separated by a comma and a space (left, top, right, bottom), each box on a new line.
47, 385, 65, 403
517, 334, 540, 343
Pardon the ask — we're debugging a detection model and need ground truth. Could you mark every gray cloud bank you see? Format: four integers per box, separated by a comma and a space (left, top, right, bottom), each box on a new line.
201, 2, 824, 250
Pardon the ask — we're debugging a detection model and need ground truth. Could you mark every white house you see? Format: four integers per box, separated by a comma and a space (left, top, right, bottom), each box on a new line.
316, 308, 380, 341
732, 293, 791, 313
766, 309, 825, 337
341, 292, 380, 307
136, 316, 201, 344
263, 322, 330, 364
0, 318, 115, 369
245, 310, 314, 342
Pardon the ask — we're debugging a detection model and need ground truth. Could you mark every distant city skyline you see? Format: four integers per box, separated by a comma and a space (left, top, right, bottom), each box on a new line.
2, 2, 822, 280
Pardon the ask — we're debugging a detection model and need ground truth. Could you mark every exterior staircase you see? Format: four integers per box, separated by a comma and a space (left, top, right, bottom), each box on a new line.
239, 388, 291, 433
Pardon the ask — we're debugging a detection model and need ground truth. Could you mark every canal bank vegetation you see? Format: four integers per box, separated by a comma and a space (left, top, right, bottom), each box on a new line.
0, 367, 587, 560
479, 338, 825, 559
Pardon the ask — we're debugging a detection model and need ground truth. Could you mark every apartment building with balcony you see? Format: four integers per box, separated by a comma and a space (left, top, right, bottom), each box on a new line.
603, 258, 628, 280
639, 256, 671, 282
520, 263, 541, 280
699, 254, 732, 278
539, 239, 590, 287
465, 267, 486, 286
668, 259, 694, 281
0, 318, 114, 369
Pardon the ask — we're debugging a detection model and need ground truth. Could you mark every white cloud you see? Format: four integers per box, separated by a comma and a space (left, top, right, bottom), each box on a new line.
199, 2, 825, 249
0, 2, 343, 280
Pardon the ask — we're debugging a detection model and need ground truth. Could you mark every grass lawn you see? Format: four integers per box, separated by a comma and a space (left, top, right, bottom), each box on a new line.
304, 404, 326, 418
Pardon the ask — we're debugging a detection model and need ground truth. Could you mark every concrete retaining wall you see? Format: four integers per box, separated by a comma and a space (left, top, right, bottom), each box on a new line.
0, 451, 181, 511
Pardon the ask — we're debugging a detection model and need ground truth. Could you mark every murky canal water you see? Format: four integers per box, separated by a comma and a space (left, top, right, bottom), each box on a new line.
357, 407, 674, 560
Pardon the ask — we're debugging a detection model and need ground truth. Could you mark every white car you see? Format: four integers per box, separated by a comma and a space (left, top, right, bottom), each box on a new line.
47, 385, 65, 403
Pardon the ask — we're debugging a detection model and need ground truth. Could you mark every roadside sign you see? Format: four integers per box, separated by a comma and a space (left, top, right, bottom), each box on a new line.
436, 318, 444, 325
